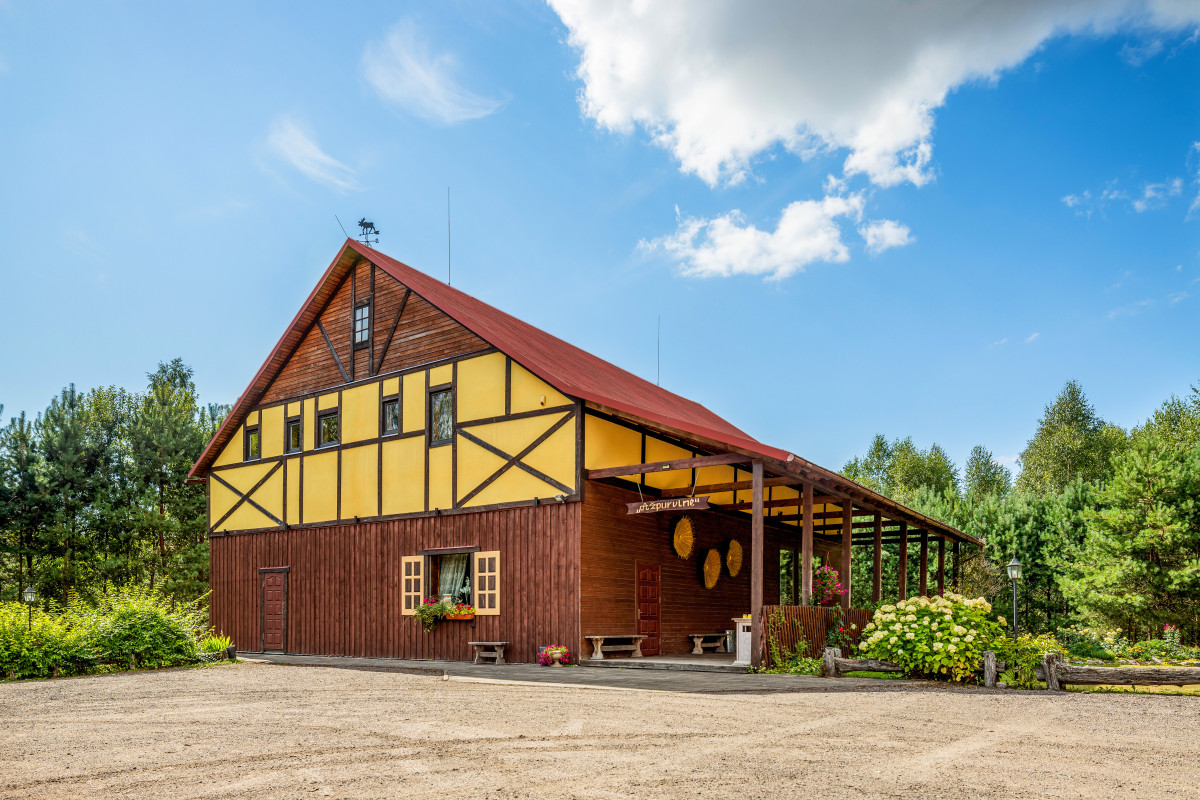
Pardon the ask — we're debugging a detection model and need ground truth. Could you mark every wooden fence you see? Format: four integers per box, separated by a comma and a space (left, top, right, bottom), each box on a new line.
761, 605, 874, 666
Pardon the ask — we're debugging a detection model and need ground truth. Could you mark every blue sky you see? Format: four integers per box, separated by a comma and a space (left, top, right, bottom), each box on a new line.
0, 1, 1197, 477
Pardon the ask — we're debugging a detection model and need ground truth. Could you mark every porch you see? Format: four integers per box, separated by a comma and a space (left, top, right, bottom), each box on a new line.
582, 446, 982, 668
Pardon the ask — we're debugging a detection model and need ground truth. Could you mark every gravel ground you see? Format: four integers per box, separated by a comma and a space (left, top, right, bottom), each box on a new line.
2, 660, 1199, 799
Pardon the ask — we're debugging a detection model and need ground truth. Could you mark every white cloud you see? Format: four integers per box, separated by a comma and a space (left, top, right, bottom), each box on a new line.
1120, 37, 1165, 65
1169, 290, 1189, 305
859, 219, 914, 255
550, 0, 1200, 188
1132, 177, 1183, 212
1107, 299, 1155, 318
1189, 142, 1200, 219
265, 116, 361, 193
641, 194, 865, 280
362, 19, 504, 124
991, 337, 1009, 347
1025, 332, 1040, 344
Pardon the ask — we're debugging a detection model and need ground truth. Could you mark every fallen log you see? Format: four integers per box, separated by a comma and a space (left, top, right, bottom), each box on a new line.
822, 648, 902, 678
1053, 661, 1200, 689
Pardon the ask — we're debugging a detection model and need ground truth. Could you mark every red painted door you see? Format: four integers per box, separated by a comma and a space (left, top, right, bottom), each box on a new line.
261, 571, 287, 652
636, 563, 660, 656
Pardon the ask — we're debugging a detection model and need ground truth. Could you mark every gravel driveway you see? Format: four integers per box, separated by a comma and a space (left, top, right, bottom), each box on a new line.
2, 660, 1198, 799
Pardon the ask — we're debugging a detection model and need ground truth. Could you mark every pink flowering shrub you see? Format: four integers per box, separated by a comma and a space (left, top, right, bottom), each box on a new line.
538, 645, 570, 665
812, 566, 844, 606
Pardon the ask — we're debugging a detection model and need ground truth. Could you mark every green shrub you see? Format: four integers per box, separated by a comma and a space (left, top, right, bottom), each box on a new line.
199, 634, 233, 654
994, 633, 1062, 689
1056, 626, 1116, 661
859, 593, 1003, 682
90, 585, 203, 668
0, 602, 97, 679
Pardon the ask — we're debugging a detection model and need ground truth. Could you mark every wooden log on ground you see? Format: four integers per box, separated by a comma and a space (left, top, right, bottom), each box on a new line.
1055, 663, 1200, 688
983, 650, 997, 688
1043, 652, 1061, 691
822, 647, 902, 678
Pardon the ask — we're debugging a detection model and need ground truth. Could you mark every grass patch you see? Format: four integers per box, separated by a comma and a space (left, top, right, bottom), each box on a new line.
841, 670, 905, 680
1065, 684, 1200, 696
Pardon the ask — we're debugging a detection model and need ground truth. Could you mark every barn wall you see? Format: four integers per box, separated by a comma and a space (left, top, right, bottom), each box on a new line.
209, 501, 580, 663
580, 481, 840, 657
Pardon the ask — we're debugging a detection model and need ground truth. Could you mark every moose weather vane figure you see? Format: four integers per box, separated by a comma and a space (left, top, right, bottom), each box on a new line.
357, 218, 379, 246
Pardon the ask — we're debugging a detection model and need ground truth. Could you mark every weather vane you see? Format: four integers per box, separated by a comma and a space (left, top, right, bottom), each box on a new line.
356, 218, 380, 246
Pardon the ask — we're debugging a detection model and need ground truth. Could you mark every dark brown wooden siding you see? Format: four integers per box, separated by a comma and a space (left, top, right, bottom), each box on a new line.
262, 264, 488, 404
581, 481, 838, 657
209, 502, 580, 662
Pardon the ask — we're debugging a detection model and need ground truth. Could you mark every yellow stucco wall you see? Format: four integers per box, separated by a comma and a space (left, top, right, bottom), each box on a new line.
209, 352, 580, 532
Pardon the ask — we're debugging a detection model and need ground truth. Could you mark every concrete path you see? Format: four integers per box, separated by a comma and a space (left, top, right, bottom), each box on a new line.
243, 652, 925, 694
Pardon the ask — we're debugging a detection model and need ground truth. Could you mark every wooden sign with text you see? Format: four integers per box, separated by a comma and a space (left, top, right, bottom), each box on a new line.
626, 496, 710, 515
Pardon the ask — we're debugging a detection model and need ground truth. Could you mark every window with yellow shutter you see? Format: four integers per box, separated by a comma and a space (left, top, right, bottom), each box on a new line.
474, 551, 500, 615
401, 556, 424, 615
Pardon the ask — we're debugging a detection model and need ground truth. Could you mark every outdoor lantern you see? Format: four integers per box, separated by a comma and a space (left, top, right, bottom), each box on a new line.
22, 585, 35, 632
1006, 557, 1022, 582
1006, 557, 1022, 637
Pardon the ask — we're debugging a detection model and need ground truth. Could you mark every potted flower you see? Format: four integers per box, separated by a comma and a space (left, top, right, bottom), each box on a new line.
813, 566, 844, 606
414, 597, 451, 633
538, 645, 571, 667
445, 602, 476, 621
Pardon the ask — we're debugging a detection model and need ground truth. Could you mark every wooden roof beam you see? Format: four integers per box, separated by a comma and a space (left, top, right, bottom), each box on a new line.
586, 453, 752, 479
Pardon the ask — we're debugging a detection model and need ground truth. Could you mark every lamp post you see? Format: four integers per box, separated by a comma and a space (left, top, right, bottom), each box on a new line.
22, 585, 36, 632
1006, 557, 1022, 638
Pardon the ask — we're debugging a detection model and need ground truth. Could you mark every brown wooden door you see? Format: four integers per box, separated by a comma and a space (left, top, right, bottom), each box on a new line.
261, 570, 287, 652
636, 563, 660, 656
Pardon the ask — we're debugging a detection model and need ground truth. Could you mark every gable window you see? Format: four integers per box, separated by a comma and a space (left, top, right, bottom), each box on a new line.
429, 388, 453, 445
353, 303, 370, 347
244, 425, 261, 461
318, 410, 339, 447
285, 417, 302, 453
382, 397, 400, 435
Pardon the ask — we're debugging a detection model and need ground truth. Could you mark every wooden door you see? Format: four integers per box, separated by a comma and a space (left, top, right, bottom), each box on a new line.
261, 570, 287, 653
636, 563, 660, 656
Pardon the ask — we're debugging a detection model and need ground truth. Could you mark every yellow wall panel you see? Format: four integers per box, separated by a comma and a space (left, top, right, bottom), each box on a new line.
643, 436, 694, 490
285, 457, 300, 526
429, 364, 453, 386
381, 377, 399, 396
382, 437, 425, 515
302, 399, 315, 450
216, 461, 275, 495
218, 502, 274, 533
246, 410, 259, 425
208, 476, 238, 523
510, 363, 570, 413
584, 415, 641, 469
286, 402, 299, 418
403, 372, 425, 433
468, 467, 558, 507
318, 392, 338, 410
248, 464, 284, 520
340, 444, 379, 519
455, 435, 507, 502
456, 352, 506, 422
468, 413, 569, 459
428, 446, 452, 511
521, 423, 576, 489
212, 435, 242, 468
696, 465, 737, 486
261, 406, 284, 458
302, 451, 339, 523
342, 383, 379, 444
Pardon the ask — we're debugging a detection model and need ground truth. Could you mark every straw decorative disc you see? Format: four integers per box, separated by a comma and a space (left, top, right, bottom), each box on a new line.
726, 539, 743, 577
673, 516, 695, 559
702, 549, 721, 589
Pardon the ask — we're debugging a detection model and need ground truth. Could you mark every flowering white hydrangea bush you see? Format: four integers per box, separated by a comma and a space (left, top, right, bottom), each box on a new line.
859, 593, 1003, 681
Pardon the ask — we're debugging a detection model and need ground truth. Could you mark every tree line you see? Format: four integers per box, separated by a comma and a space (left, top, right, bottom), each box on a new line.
0, 360, 227, 606
841, 379, 1200, 646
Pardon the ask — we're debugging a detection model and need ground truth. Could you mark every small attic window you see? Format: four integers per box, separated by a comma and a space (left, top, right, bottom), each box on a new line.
354, 303, 370, 347
244, 426, 261, 461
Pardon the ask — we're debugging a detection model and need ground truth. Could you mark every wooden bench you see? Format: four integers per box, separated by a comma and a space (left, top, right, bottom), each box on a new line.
468, 641, 509, 665
689, 633, 729, 655
585, 634, 647, 660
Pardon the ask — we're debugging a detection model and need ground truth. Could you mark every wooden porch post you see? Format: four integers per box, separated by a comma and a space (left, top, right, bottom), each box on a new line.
801, 481, 813, 606
897, 521, 908, 601
952, 540, 960, 591
872, 512, 882, 604
919, 531, 929, 597
937, 538, 946, 596
840, 502, 852, 610
750, 461, 764, 668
